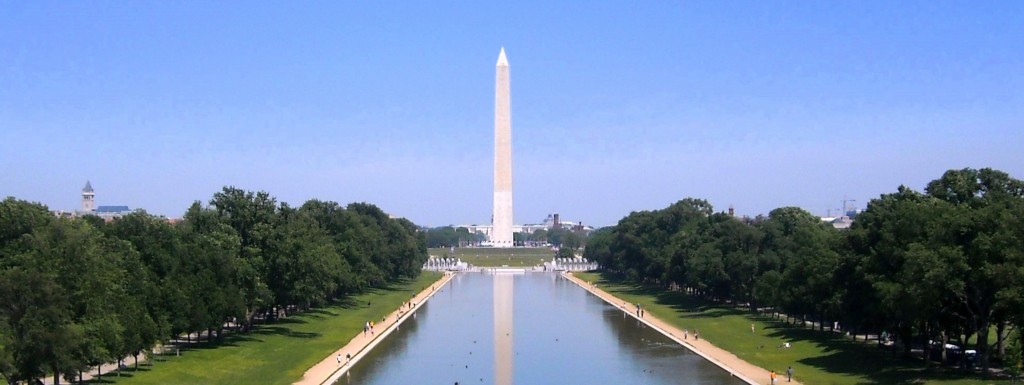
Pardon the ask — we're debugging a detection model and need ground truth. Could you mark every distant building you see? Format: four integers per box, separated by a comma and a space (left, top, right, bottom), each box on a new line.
73, 181, 134, 221
97, 206, 130, 213
820, 207, 861, 230
81, 181, 96, 213
821, 215, 854, 230
455, 212, 595, 246
96, 205, 134, 221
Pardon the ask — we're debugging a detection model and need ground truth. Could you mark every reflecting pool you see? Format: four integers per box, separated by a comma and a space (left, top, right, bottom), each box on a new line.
339, 272, 744, 385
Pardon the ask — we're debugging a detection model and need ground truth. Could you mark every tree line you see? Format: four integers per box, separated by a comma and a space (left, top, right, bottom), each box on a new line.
584, 168, 1024, 377
424, 226, 485, 248
514, 227, 586, 250
424, 225, 587, 250
0, 187, 428, 384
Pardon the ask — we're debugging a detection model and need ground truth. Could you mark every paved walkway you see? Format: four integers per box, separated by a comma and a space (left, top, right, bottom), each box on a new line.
564, 272, 803, 385
293, 271, 456, 385
41, 355, 149, 385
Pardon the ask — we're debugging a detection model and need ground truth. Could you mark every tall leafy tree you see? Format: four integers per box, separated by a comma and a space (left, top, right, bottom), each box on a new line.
207, 188, 276, 330
0, 197, 52, 260
102, 211, 187, 356
924, 168, 1024, 375
759, 207, 842, 328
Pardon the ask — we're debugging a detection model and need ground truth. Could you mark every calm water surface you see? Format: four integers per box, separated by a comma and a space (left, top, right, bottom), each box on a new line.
338, 272, 743, 385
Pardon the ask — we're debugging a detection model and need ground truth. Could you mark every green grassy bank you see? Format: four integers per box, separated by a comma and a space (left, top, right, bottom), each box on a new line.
96, 272, 442, 385
574, 271, 1009, 385
428, 247, 554, 267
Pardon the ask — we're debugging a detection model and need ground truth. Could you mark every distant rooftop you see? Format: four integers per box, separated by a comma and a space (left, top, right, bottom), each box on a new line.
82, 181, 94, 193
96, 206, 130, 213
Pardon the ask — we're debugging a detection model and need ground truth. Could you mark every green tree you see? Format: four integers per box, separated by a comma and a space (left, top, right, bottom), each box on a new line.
102, 211, 187, 356
425, 226, 458, 248
530, 228, 549, 244
923, 168, 1024, 375
561, 231, 582, 251
0, 188, 435, 384
182, 201, 249, 334
207, 188, 277, 330
759, 207, 842, 330
0, 197, 52, 260
1006, 329, 1024, 383
271, 207, 343, 310
0, 218, 136, 384
712, 215, 762, 306
298, 199, 367, 292
582, 227, 612, 267
0, 267, 73, 383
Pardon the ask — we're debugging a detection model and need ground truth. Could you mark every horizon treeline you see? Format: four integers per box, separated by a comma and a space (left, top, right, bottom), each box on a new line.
424, 225, 585, 250
0, 186, 428, 384
584, 167, 1024, 377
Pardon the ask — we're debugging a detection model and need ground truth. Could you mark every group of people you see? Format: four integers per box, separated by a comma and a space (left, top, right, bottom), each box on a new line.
363, 298, 420, 338
769, 367, 793, 384
363, 321, 375, 336
396, 298, 418, 320
333, 286, 436, 373
682, 328, 699, 340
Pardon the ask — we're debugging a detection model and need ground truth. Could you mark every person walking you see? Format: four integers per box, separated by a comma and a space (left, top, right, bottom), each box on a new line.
770, 370, 777, 385
337, 354, 341, 366
786, 366, 793, 382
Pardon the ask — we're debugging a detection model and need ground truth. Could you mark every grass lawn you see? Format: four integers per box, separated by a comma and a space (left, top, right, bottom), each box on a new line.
97, 272, 443, 385
428, 247, 555, 267
574, 271, 1011, 385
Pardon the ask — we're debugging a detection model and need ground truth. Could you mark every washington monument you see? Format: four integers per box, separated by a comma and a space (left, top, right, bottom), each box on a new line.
492, 48, 513, 247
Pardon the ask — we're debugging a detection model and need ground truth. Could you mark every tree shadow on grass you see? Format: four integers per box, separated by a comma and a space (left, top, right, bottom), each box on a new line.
84, 363, 165, 384
600, 275, 743, 317
274, 317, 308, 325
592, 272, 1001, 385
776, 326, 994, 385
798, 351, 987, 385
83, 378, 116, 384
304, 308, 340, 318
223, 333, 264, 344
253, 326, 321, 339
380, 281, 416, 293
335, 298, 359, 309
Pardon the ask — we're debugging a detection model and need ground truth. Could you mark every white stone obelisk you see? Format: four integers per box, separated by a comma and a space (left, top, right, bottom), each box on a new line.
492, 48, 514, 247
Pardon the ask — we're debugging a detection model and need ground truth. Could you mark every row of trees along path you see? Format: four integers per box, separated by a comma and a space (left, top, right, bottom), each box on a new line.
0, 186, 429, 385
585, 168, 1024, 380
564, 271, 796, 385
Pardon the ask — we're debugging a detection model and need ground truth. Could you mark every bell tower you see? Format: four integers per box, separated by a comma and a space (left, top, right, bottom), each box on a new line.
81, 181, 96, 213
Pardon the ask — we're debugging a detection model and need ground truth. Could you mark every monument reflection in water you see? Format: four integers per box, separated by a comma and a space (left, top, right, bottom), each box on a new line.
493, 270, 515, 385
340, 273, 744, 385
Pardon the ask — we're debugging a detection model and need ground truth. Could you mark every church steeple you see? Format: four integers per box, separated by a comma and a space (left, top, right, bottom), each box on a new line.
81, 181, 96, 212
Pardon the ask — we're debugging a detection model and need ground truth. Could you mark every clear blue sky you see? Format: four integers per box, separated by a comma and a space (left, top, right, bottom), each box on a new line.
2, 2, 1022, 227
